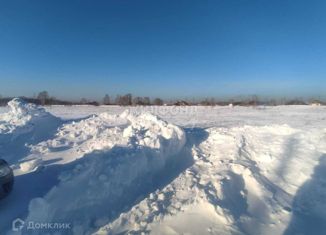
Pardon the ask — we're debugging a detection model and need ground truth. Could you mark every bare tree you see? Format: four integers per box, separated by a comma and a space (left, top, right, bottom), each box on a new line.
143, 97, 150, 105
37, 91, 49, 105
269, 99, 277, 106
133, 97, 143, 105
103, 94, 110, 105
116, 94, 132, 106
80, 98, 88, 104
115, 95, 121, 105
200, 98, 211, 106
251, 95, 259, 106
209, 98, 216, 106
153, 98, 163, 106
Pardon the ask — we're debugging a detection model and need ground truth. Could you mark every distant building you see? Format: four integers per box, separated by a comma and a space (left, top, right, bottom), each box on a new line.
310, 102, 321, 106
174, 100, 189, 106
309, 100, 323, 106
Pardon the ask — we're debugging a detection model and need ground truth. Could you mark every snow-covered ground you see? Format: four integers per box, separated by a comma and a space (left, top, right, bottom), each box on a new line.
0, 99, 325, 235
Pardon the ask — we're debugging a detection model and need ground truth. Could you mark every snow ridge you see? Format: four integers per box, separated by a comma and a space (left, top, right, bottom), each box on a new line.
0, 98, 50, 134
95, 125, 325, 235
21, 110, 186, 235
0, 98, 62, 165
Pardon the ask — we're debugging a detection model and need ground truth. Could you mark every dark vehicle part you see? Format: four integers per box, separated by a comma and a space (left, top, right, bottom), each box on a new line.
0, 159, 14, 199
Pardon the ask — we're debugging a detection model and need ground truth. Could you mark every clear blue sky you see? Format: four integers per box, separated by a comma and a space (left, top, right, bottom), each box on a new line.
0, 0, 325, 101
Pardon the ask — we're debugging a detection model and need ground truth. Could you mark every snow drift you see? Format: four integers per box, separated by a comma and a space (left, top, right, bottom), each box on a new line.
1, 100, 325, 235
18, 110, 185, 234
0, 98, 49, 134
95, 125, 326, 235
0, 98, 62, 164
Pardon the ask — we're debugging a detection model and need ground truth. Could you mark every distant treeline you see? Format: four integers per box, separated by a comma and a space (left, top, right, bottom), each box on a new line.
0, 91, 325, 107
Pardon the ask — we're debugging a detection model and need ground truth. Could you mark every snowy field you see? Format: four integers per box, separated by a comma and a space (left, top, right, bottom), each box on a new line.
1, 99, 326, 235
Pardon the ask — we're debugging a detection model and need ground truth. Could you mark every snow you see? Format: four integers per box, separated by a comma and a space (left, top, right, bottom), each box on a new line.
0, 98, 48, 134
0, 100, 326, 235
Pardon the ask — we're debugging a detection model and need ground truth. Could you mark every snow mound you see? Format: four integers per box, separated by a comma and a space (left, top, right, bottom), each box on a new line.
2, 105, 325, 234
123, 112, 185, 154
29, 111, 185, 164
23, 111, 186, 234
95, 124, 326, 235
0, 98, 49, 134
0, 99, 62, 164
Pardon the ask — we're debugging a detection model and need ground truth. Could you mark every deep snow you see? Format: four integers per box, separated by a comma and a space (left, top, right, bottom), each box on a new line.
0, 99, 325, 235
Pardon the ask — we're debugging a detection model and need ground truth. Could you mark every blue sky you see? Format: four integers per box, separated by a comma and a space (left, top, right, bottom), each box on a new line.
0, 0, 325, 100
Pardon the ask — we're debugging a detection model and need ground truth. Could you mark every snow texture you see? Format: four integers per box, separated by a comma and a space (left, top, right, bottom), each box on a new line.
0, 100, 325, 235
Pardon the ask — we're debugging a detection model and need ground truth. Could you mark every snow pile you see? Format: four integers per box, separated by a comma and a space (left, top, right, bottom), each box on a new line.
29, 111, 185, 165
123, 112, 186, 156
27, 113, 128, 165
20, 111, 185, 234
0, 98, 62, 164
0, 98, 49, 134
95, 125, 326, 235
1, 102, 325, 235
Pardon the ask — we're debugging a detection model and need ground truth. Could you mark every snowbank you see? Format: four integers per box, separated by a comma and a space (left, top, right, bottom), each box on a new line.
95, 124, 326, 235
0, 98, 49, 134
0, 98, 62, 164
1, 101, 325, 235
21, 111, 185, 234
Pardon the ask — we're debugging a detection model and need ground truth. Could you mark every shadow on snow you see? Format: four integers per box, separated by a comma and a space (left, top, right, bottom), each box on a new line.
283, 154, 326, 235
0, 127, 209, 234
